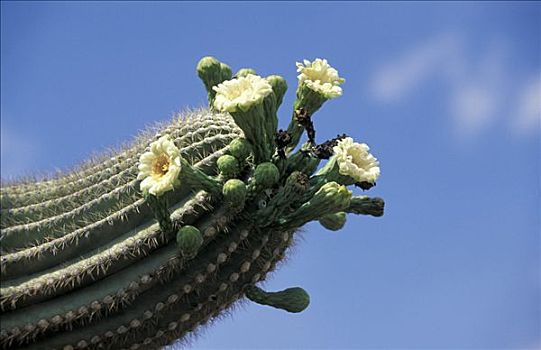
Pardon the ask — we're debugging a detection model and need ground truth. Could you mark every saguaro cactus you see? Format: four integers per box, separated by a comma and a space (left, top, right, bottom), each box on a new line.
0, 57, 385, 349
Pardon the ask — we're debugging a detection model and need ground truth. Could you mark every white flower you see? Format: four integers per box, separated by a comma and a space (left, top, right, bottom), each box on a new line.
296, 58, 345, 98
333, 137, 380, 184
212, 74, 273, 113
137, 135, 182, 196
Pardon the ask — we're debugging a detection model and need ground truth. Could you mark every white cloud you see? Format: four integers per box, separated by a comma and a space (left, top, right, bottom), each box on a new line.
371, 34, 461, 103
369, 33, 539, 138
513, 78, 541, 134
450, 85, 497, 136
0, 125, 40, 180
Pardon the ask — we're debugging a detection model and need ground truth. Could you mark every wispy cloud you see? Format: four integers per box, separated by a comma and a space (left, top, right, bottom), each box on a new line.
369, 33, 539, 138
0, 125, 40, 180
371, 34, 461, 103
513, 78, 541, 135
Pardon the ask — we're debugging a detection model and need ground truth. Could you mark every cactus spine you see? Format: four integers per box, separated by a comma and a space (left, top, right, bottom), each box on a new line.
0, 57, 384, 349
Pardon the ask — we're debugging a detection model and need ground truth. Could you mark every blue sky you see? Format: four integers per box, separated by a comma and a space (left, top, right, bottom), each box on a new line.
1, 2, 540, 349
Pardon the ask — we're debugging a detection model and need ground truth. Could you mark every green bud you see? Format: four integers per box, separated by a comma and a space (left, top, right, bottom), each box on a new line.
176, 225, 203, 259
245, 285, 310, 313
319, 212, 347, 231
256, 171, 309, 227
196, 56, 232, 106
280, 181, 351, 229
346, 196, 385, 217
229, 138, 252, 161
222, 179, 247, 210
286, 146, 321, 175
217, 154, 240, 178
313, 182, 352, 211
266, 75, 288, 107
253, 162, 280, 188
235, 68, 257, 78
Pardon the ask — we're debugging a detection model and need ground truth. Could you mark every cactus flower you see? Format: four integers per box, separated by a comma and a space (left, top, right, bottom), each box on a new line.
213, 74, 273, 113
333, 137, 380, 184
137, 135, 181, 196
296, 58, 345, 99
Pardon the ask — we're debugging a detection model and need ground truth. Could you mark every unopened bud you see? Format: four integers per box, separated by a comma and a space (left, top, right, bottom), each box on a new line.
266, 75, 288, 107
229, 138, 252, 161
319, 212, 347, 231
177, 225, 203, 259
254, 162, 280, 188
217, 155, 240, 178
222, 179, 247, 210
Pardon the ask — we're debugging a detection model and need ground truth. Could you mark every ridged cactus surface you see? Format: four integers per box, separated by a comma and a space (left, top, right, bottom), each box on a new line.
0, 57, 385, 349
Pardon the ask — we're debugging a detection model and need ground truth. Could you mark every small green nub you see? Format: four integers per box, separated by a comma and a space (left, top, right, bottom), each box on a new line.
245, 285, 310, 313
196, 56, 233, 106
319, 211, 347, 231
197, 57, 232, 81
222, 179, 247, 210
176, 225, 203, 259
253, 162, 280, 188
235, 68, 257, 78
217, 154, 240, 178
266, 75, 288, 107
229, 138, 252, 161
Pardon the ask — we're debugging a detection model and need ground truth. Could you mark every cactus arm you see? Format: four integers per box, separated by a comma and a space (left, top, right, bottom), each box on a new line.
1, 57, 385, 350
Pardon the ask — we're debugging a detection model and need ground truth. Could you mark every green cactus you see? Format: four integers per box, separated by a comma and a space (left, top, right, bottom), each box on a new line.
0, 56, 384, 349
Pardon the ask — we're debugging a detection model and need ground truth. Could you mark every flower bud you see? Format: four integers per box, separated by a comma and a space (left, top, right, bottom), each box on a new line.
319, 212, 347, 231
286, 148, 321, 175
176, 225, 203, 259
235, 68, 257, 78
266, 75, 288, 107
245, 286, 310, 313
313, 182, 352, 211
253, 162, 280, 188
279, 181, 351, 229
222, 179, 247, 210
196, 56, 232, 105
229, 138, 252, 161
217, 155, 240, 178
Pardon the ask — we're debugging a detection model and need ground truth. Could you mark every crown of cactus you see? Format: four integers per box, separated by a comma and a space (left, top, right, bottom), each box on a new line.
0, 56, 384, 350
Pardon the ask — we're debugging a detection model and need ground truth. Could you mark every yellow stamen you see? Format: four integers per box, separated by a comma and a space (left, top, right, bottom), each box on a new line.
152, 154, 170, 177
